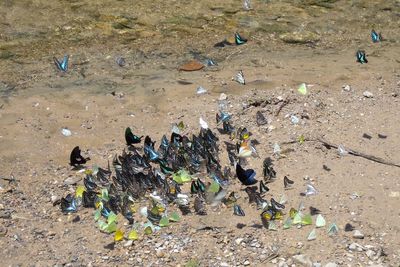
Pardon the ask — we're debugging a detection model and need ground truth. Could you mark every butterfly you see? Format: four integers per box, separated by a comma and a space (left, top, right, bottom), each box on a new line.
69, 146, 90, 166
263, 157, 277, 182
259, 180, 269, 194
60, 194, 77, 213
344, 223, 355, 232
84, 175, 98, 191
54, 55, 69, 72
233, 204, 245, 216
305, 184, 317, 196
82, 191, 98, 208
356, 50, 368, 64
216, 112, 231, 124
125, 127, 143, 145
233, 70, 245, 85
243, 0, 251, 10
371, 30, 382, 43
194, 196, 207, 215
238, 141, 252, 158
236, 163, 257, 185
223, 121, 235, 134
190, 179, 206, 194
283, 176, 294, 189
214, 39, 231, 48
235, 32, 247, 45
270, 198, 285, 211
256, 111, 268, 126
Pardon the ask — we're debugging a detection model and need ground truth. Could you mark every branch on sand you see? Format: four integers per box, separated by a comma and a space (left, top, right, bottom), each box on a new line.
282, 138, 400, 168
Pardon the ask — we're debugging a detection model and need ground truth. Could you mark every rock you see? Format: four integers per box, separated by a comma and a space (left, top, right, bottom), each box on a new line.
353, 230, 364, 239
51, 195, 61, 205
363, 91, 374, 98
365, 249, 375, 259
219, 93, 227, 101
292, 254, 313, 267
235, 238, 244, 245
220, 262, 229, 267
324, 263, 338, 267
342, 85, 351, 92
123, 240, 133, 247
279, 31, 320, 44
64, 176, 82, 185
243, 260, 250, 266
0, 210, 11, 219
313, 263, 322, 267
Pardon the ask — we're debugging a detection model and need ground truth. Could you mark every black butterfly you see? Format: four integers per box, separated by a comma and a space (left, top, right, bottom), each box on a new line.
345, 223, 355, 232
270, 198, 285, 211
259, 181, 269, 194
60, 194, 77, 213
84, 175, 98, 191
283, 176, 294, 189
236, 163, 257, 185
54, 55, 69, 72
125, 127, 143, 145
214, 39, 231, 48
233, 204, 245, 216
371, 30, 382, 43
235, 32, 247, 45
194, 196, 207, 215
82, 191, 98, 208
144, 136, 156, 148
356, 50, 368, 64
263, 157, 276, 182
69, 146, 90, 166
309, 206, 321, 215
256, 111, 268, 126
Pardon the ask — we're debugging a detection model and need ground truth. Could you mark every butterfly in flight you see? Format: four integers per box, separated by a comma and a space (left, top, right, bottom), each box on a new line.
356, 50, 368, 64
54, 55, 69, 72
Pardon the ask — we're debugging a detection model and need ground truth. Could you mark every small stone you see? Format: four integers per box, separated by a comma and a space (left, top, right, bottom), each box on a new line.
348, 243, 359, 251
313, 263, 322, 267
220, 262, 229, 267
219, 93, 227, 101
353, 230, 364, 239
324, 263, 338, 267
292, 254, 313, 267
51, 195, 60, 204
342, 85, 351, 92
123, 240, 133, 247
61, 128, 72, 137
243, 260, 250, 266
64, 176, 82, 185
235, 238, 244, 245
365, 250, 375, 259
363, 91, 374, 98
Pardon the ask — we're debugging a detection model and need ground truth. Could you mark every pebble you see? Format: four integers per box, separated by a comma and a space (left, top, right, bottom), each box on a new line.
353, 230, 364, 239
292, 254, 312, 267
219, 93, 227, 101
235, 238, 244, 245
64, 176, 82, 185
220, 262, 229, 267
342, 85, 351, 92
61, 128, 72, 137
243, 260, 250, 266
324, 263, 338, 267
123, 240, 133, 247
363, 91, 374, 98
365, 249, 375, 259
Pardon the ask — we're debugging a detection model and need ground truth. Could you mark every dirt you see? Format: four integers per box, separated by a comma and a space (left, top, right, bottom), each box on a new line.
1, 0, 400, 266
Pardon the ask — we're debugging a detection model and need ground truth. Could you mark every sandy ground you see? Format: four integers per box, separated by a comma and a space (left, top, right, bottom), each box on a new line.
1, 0, 400, 266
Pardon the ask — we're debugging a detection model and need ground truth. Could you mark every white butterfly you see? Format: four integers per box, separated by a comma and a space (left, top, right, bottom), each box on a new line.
243, 0, 251, 10
305, 184, 317, 196
233, 70, 245, 85
199, 117, 208, 129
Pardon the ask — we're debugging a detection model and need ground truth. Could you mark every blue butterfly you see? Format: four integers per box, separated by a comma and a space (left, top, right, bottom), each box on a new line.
53, 55, 69, 72
235, 32, 247, 45
60, 194, 77, 213
371, 30, 382, 43
144, 145, 160, 161
236, 163, 257, 185
356, 50, 368, 64
216, 111, 231, 124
